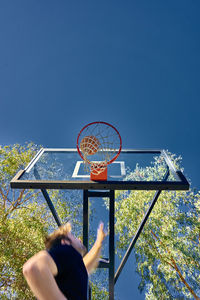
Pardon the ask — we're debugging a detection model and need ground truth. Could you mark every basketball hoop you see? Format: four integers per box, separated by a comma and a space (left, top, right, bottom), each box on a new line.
77, 121, 122, 181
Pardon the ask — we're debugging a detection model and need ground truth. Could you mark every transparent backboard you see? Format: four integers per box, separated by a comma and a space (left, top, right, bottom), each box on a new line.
10, 148, 189, 190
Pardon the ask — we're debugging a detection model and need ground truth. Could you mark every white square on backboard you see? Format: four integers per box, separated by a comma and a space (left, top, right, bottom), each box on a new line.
72, 161, 126, 179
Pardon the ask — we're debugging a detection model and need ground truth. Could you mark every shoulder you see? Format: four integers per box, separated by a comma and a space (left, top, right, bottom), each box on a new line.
23, 250, 58, 276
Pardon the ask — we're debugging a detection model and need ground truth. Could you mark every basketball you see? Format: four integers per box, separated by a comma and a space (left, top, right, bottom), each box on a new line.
80, 135, 100, 155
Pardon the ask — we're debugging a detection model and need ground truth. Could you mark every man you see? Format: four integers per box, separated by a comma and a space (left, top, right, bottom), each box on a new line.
23, 222, 107, 300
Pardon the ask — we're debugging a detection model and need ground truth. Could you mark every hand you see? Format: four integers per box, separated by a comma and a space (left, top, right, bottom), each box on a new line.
96, 222, 107, 245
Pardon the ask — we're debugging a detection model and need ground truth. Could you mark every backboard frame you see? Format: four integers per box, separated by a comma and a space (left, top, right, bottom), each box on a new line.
10, 148, 189, 191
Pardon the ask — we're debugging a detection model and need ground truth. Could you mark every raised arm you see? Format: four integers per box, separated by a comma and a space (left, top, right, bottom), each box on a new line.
23, 250, 67, 300
83, 222, 107, 275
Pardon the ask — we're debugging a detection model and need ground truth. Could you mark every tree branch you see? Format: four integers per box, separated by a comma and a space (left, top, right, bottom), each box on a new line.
21, 191, 40, 204
11, 189, 25, 209
170, 256, 200, 300
151, 230, 199, 300
148, 240, 175, 269
0, 187, 5, 208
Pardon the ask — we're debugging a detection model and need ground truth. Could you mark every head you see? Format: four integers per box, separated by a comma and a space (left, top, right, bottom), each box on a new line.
44, 223, 87, 257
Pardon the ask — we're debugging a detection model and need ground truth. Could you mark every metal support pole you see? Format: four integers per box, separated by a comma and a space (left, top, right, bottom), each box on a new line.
109, 190, 115, 300
83, 190, 91, 300
83, 190, 115, 299
83, 190, 89, 251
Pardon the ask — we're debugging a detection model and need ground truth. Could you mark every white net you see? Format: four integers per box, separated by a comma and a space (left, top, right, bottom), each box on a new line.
77, 122, 121, 176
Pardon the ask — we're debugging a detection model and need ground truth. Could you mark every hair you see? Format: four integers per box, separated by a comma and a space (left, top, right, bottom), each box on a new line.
44, 223, 72, 250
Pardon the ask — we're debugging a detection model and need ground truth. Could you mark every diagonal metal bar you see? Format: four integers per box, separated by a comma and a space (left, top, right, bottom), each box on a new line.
34, 166, 62, 226
40, 189, 62, 226
114, 169, 170, 284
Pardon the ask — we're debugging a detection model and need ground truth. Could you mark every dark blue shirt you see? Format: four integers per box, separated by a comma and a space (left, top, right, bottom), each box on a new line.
48, 244, 88, 300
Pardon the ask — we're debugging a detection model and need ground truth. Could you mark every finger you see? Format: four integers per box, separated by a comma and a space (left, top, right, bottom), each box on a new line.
99, 222, 104, 229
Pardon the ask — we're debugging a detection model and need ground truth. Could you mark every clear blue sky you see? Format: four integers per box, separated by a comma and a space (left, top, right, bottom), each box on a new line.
0, 1, 200, 299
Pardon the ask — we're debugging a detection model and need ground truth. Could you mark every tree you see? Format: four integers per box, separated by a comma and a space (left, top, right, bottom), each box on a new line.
114, 153, 200, 299
0, 143, 48, 298
0, 143, 109, 299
